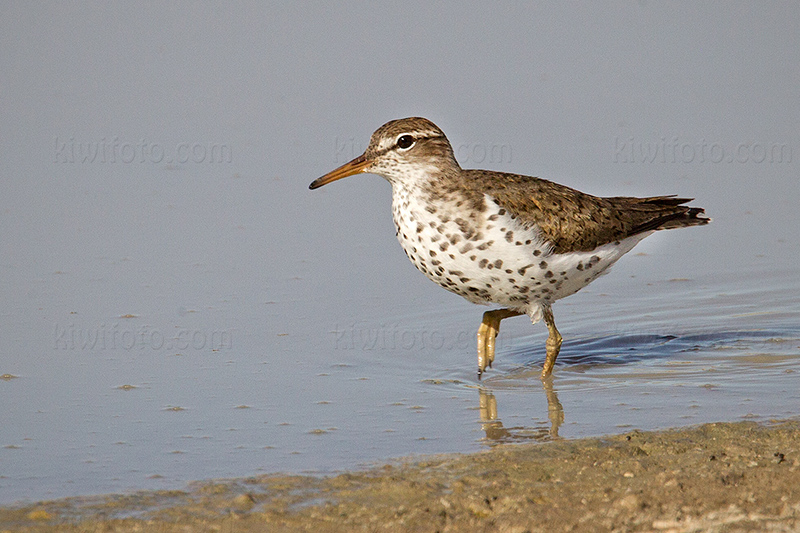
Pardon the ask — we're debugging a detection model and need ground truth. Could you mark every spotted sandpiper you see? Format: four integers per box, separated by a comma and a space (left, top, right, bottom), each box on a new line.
310, 118, 709, 379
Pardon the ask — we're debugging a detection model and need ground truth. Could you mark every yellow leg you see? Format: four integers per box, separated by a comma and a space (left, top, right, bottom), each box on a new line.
476, 308, 522, 379
541, 304, 562, 378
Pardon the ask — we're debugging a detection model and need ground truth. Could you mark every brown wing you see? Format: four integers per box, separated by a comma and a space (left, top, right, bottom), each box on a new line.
463, 170, 709, 254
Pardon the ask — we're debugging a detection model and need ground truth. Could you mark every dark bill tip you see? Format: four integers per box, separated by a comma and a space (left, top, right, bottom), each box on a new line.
309, 154, 371, 190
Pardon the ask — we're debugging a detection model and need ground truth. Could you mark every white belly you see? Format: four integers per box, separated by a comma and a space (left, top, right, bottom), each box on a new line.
392, 190, 647, 322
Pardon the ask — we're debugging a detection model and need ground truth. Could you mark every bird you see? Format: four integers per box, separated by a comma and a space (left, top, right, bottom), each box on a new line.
309, 117, 709, 379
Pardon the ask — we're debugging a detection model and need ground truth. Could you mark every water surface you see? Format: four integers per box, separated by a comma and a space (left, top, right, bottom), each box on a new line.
2, 2, 799, 507
2, 258, 798, 504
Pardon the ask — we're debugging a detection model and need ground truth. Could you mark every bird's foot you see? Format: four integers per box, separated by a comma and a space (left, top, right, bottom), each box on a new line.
476, 319, 499, 380
541, 333, 562, 378
477, 309, 523, 380
541, 306, 562, 379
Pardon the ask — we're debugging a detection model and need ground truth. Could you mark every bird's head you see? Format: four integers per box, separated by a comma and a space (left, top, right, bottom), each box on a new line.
309, 117, 459, 190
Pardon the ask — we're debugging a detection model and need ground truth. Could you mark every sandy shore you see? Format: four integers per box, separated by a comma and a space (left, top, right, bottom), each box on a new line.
2, 418, 799, 532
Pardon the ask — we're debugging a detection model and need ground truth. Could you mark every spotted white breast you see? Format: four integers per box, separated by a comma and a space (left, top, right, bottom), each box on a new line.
391, 185, 649, 323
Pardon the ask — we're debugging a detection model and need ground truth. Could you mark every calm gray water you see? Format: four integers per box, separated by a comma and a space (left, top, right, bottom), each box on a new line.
1, 3, 799, 505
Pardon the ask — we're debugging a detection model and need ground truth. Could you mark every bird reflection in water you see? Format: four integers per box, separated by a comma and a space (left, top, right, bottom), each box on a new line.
478, 379, 564, 443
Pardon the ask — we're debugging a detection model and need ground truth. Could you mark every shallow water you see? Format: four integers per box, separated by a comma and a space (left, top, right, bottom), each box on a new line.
2, 156, 798, 507
3, 3, 800, 508
1, 259, 798, 504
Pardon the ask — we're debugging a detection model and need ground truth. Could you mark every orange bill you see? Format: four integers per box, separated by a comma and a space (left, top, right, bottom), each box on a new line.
309, 153, 372, 190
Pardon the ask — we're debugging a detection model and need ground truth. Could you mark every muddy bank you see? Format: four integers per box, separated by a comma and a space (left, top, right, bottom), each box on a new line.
2, 419, 800, 532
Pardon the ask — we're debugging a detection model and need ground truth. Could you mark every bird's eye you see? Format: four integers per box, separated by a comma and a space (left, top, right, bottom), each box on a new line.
396, 135, 415, 150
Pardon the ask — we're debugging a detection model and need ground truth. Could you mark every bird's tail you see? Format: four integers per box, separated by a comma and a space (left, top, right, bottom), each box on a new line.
625, 196, 711, 234
657, 206, 710, 230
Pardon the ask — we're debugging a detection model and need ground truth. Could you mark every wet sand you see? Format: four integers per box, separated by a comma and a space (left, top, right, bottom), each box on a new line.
3, 418, 799, 532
